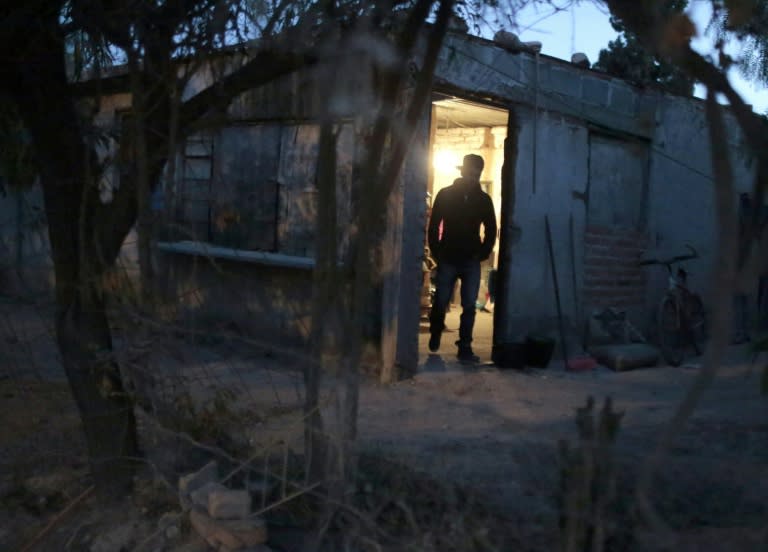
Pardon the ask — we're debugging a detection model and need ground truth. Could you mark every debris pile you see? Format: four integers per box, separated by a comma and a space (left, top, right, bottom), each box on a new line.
179, 461, 269, 551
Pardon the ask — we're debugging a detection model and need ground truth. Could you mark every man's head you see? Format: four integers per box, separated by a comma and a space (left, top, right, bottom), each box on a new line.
458, 154, 484, 182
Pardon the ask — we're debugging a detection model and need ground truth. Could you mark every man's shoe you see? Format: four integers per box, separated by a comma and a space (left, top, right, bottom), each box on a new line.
457, 347, 480, 364
429, 332, 441, 352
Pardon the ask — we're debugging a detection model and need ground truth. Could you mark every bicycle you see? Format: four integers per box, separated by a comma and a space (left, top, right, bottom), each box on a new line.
639, 245, 708, 366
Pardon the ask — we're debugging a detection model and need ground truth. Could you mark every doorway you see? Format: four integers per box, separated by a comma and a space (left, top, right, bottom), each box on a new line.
419, 94, 508, 363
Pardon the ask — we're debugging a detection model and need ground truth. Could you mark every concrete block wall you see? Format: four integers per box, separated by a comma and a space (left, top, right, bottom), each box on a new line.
158, 252, 314, 347
437, 33, 659, 139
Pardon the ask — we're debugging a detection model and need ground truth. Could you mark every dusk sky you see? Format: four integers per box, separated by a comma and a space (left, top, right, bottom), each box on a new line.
509, 1, 768, 113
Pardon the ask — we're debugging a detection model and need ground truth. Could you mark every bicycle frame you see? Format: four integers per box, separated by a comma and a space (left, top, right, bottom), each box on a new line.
641, 244, 697, 294
640, 245, 705, 364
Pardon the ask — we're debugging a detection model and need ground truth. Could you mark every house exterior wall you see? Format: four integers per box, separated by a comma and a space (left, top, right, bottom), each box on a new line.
41, 31, 754, 374
157, 251, 315, 345
645, 96, 754, 332
434, 33, 658, 139
582, 133, 650, 325
391, 113, 430, 376
431, 33, 666, 347
157, 119, 353, 351
433, 32, 752, 348
0, 185, 52, 297
158, 61, 405, 369
494, 107, 590, 344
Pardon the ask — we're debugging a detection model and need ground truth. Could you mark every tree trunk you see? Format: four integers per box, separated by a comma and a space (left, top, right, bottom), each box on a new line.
129, 55, 156, 309
56, 286, 139, 496
306, 122, 339, 484
1, 4, 139, 496
343, 0, 455, 438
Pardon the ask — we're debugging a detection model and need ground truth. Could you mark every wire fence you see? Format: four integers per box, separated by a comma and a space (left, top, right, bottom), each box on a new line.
3, 150, 768, 551
0, 185, 316, 505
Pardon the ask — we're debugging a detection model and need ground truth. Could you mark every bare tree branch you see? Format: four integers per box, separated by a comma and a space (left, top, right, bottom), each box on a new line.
634, 89, 739, 530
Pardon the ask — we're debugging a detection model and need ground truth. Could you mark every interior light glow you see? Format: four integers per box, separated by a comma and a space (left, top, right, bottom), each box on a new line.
432, 149, 459, 173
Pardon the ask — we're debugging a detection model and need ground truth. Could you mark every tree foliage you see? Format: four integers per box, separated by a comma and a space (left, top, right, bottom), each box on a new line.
0, 0, 466, 497
595, 0, 695, 95
709, 0, 768, 86
601, 0, 768, 534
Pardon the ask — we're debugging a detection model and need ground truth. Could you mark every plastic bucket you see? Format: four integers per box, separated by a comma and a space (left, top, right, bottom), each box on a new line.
525, 336, 555, 368
492, 342, 527, 369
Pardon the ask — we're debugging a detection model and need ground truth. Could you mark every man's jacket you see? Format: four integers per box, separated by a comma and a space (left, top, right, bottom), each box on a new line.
428, 178, 497, 264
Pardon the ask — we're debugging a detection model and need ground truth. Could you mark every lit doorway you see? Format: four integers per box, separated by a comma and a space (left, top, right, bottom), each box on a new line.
420, 94, 508, 363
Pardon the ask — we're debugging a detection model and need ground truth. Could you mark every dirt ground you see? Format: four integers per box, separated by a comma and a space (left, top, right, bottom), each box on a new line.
1, 301, 767, 551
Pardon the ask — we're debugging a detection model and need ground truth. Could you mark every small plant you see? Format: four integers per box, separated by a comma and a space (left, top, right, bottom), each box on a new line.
558, 396, 625, 552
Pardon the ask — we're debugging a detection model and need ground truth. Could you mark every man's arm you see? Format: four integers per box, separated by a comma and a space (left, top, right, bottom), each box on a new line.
479, 196, 497, 260
427, 191, 444, 258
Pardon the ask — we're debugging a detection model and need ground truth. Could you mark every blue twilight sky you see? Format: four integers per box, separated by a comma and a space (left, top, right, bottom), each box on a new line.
506, 0, 768, 113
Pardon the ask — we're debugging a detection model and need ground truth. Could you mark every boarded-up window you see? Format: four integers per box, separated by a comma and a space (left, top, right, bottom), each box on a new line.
278, 125, 321, 256
178, 133, 216, 242
215, 125, 281, 250
173, 123, 353, 258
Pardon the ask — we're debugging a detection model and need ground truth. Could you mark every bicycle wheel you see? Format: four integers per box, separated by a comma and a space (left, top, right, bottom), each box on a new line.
658, 296, 684, 366
687, 294, 707, 355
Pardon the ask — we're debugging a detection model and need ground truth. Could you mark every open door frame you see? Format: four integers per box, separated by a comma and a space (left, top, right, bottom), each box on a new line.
382, 96, 517, 380
492, 106, 520, 351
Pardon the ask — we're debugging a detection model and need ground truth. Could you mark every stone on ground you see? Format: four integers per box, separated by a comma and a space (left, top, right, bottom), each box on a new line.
208, 488, 252, 520
190, 481, 227, 509
589, 343, 660, 371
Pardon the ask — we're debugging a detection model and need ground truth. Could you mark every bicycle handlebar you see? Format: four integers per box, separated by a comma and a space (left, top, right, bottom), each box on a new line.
639, 244, 698, 267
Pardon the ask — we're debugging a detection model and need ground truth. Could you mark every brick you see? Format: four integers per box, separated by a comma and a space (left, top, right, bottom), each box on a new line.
585, 224, 613, 235
614, 267, 644, 276
584, 238, 612, 249
587, 288, 637, 299
585, 245, 612, 257
179, 461, 219, 510
584, 278, 616, 287
585, 268, 606, 278
584, 252, 642, 262
584, 256, 626, 267
208, 488, 252, 520
611, 240, 641, 248
585, 233, 612, 243
607, 268, 644, 278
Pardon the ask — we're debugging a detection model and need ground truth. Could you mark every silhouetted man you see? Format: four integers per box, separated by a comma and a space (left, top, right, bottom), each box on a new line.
428, 154, 497, 363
